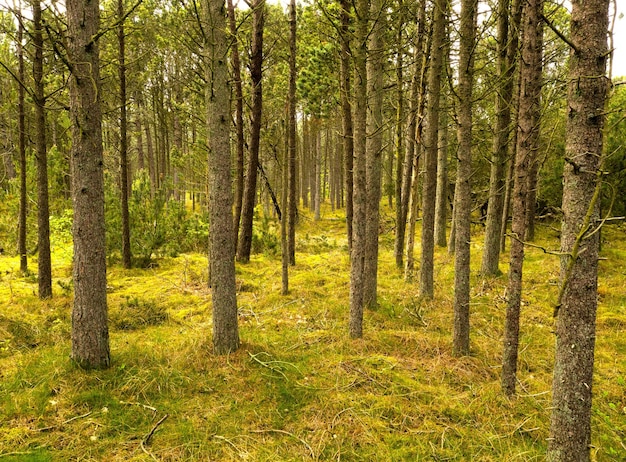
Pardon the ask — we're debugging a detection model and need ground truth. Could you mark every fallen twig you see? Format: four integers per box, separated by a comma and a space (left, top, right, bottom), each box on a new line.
36, 411, 93, 432
140, 414, 169, 461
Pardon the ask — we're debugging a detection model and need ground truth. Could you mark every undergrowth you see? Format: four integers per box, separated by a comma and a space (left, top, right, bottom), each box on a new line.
0, 206, 624, 460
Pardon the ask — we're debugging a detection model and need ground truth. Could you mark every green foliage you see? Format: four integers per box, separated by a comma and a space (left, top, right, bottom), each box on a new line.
251, 209, 280, 256
105, 170, 209, 267
604, 85, 626, 217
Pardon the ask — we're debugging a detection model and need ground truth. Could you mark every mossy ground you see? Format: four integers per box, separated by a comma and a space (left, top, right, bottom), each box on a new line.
1, 206, 625, 460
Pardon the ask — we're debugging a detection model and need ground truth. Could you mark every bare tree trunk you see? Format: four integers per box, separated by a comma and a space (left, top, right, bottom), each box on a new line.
288, 0, 297, 266
118, 0, 132, 269
227, 0, 245, 249
452, 0, 477, 357
501, 0, 543, 395
339, 0, 354, 252
349, 0, 368, 338
393, 0, 405, 267
237, 0, 264, 263
205, 0, 240, 354
396, 3, 426, 269
434, 84, 449, 248
548, 0, 609, 458
420, 0, 448, 299
481, 0, 522, 276
17, 14, 27, 274
67, 0, 110, 369
363, 0, 384, 308
33, 0, 52, 299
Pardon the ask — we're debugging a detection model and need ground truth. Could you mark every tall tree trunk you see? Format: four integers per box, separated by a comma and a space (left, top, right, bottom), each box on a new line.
434, 77, 449, 248
314, 120, 322, 221
396, 2, 426, 269
453, 0, 477, 357
237, 0, 264, 263
288, 0, 297, 266
393, 0, 405, 267
205, 0, 240, 354
481, 0, 522, 276
420, 0, 448, 299
548, 0, 609, 458
349, 0, 368, 338
363, 0, 384, 308
118, 0, 132, 269
17, 14, 27, 274
67, 0, 110, 369
501, 0, 543, 395
33, 0, 52, 299
227, 0, 245, 249
339, 0, 354, 253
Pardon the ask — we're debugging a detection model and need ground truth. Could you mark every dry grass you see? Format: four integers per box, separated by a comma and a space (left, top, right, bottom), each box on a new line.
1, 206, 625, 460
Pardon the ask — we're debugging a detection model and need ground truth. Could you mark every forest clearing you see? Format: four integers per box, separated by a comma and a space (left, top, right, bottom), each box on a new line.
1, 207, 625, 460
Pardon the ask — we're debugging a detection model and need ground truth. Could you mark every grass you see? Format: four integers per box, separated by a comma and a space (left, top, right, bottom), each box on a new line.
1, 205, 625, 460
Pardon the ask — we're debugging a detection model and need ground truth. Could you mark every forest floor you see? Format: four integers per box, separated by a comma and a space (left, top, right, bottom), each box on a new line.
1, 206, 625, 461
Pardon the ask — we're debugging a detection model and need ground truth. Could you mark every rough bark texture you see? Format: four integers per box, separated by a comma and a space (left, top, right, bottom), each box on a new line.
34, 0, 52, 298
288, 0, 297, 266
338, 0, 353, 252
420, 0, 448, 299
236, 0, 264, 263
434, 88, 449, 248
393, 0, 404, 262
227, 0, 245, 252
67, 0, 110, 369
349, 0, 368, 338
398, 3, 427, 270
363, 0, 384, 309
480, 0, 521, 276
453, 0, 477, 357
501, 0, 542, 395
17, 17, 27, 274
548, 0, 609, 458
205, 0, 240, 354
118, 0, 132, 269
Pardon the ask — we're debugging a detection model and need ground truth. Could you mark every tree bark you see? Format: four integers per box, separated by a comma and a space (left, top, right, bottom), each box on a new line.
453, 0, 477, 357
548, 0, 609, 458
67, 0, 110, 369
227, 0, 245, 250
33, 0, 52, 298
349, 0, 368, 338
420, 0, 448, 299
288, 0, 297, 266
501, 0, 543, 395
17, 15, 27, 274
480, 0, 522, 276
237, 0, 264, 263
205, 0, 240, 354
434, 83, 449, 248
118, 0, 132, 269
363, 0, 384, 309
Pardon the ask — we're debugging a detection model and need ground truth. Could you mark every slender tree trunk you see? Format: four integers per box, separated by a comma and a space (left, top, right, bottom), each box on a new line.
67, 0, 110, 369
118, 0, 132, 269
420, 0, 448, 299
363, 0, 384, 308
396, 2, 426, 269
393, 0, 405, 267
237, 0, 264, 263
205, 0, 240, 354
481, 0, 522, 276
314, 121, 322, 221
501, 0, 543, 395
434, 83, 449, 248
453, 0, 477, 357
33, 0, 52, 299
288, 0, 297, 266
17, 15, 27, 274
548, 0, 609, 458
349, 0, 368, 338
339, 0, 354, 253
227, 0, 245, 249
